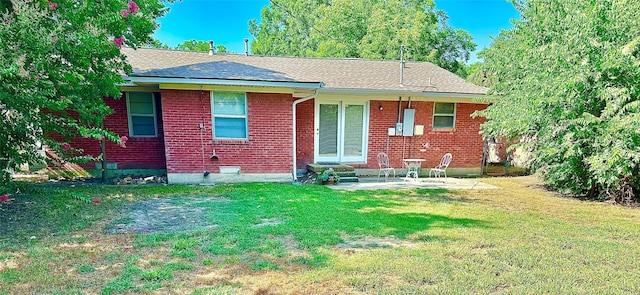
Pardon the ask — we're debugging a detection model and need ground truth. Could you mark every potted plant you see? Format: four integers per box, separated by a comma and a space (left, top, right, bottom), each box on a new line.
319, 168, 340, 185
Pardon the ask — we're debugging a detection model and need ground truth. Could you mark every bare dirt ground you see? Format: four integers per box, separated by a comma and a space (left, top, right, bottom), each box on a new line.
108, 196, 228, 234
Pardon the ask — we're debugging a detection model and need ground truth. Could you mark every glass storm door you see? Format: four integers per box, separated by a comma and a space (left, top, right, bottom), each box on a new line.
315, 101, 367, 163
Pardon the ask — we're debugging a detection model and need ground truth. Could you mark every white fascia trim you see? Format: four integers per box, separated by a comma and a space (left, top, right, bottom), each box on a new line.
318, 88, 485, 99
127, 76, 324, 89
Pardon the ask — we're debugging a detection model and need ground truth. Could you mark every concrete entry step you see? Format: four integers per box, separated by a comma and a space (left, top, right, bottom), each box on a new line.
307, 163, 358, 183
339, 176, 359, 183
306, 163, 355, 173
336, 171, 357, 178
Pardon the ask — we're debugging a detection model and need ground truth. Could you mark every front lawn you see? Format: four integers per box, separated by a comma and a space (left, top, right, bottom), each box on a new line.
1, 176, 639, 294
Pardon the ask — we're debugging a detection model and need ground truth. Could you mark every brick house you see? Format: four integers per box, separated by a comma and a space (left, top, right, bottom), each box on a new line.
71, 48, 487, 184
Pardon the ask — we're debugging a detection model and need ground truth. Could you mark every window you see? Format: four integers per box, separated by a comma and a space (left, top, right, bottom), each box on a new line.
211, 92, 247, 139
433, 102, 456, 129
126, 92, 157, 137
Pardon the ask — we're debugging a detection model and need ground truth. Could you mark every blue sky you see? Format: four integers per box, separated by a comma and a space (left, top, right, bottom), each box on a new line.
153, 0, 520, 63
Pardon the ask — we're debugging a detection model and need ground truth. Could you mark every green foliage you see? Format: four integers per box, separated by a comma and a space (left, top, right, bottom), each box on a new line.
249, 0, 475, 76
216, 44, 228, 53
320, 168, 340, 183
476, 0, 640, 203
175, 39, 211, 52
0, 0, 171, 185
465, 62, 497, 88
174, 39, 228, 53
145, 38, 170, 49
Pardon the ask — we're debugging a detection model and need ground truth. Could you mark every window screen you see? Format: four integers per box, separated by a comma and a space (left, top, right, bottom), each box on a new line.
433, 102, 455, 128
211, 92, 247, 139
127, 92, 157, 137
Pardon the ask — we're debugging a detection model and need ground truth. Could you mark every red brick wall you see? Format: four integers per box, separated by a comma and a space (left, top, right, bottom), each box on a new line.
295, 99, 314, 169
365, 100, 486, 169
71, 94, 166, 170
161, 90, 293, 174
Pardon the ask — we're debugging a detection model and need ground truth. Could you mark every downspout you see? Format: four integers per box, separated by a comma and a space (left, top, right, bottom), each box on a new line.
292, 89, 319, 181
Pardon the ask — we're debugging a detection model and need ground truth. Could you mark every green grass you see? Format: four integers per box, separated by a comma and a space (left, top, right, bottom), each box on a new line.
0, 177, 639, 294
77, 264, 95, 274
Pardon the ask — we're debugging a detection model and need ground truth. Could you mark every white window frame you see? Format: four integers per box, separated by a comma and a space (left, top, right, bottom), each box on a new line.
126, 92, 158, 137
433, 102, 456, 129
210, 92, 248, 140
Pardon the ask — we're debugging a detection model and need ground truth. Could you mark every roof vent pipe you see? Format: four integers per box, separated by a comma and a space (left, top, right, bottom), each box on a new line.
400, 45, 405, 85
244, 38, 249, 56
208, 40, 214, 56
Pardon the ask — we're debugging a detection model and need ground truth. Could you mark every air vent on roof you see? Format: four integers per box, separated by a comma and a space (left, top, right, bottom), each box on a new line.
400, 45, 405, 85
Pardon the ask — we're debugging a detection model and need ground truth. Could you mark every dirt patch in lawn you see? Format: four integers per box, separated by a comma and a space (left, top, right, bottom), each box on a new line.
251, 217, 286, 228
108, 196, 228, 234
337, 236, 421, 250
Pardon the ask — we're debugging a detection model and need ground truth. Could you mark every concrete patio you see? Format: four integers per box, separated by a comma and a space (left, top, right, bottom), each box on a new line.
328, 176, 499, 191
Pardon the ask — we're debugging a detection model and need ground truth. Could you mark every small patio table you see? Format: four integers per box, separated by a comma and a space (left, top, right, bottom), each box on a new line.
403, 158, 426, 179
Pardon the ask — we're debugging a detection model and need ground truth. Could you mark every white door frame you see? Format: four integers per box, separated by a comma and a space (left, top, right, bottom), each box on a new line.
314, 99, 369, 163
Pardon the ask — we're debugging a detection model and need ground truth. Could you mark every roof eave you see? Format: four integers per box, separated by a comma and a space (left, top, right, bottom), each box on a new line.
318, 88, 486, 99
125, 76, 325, 89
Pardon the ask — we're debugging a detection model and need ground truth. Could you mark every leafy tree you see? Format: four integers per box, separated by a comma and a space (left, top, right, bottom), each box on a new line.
216, 44, 228, 53
145, 38, 170, 49
175, 39, 210, 52
249, 0, 322, 58
475, 0, 640, 203
466, 62, 497, 88
0, 0, 170, 185
175, 39, 228, 53
249, 0, 475, 76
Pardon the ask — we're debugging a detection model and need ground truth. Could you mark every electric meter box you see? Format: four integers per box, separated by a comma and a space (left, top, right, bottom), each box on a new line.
395, 123, 403, 135
402, 109, 415, 136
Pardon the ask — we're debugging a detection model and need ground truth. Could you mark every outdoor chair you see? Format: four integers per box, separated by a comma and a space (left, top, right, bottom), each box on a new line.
377, 152, 396, 182
429, 153, 452, 178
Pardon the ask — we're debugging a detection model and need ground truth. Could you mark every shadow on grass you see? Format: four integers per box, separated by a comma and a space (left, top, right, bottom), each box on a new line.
0, 189, 122, 248
1, 182, 488, 258
197, 184, 490, 253
360, 210, 488, 239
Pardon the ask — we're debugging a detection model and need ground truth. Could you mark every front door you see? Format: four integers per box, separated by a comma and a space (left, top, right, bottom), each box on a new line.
315, 100, 367, 163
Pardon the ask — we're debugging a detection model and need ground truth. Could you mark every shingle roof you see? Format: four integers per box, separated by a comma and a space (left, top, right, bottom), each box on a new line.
122, 47, 487, 95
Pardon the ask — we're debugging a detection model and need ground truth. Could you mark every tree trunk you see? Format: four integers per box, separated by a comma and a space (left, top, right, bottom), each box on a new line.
587, 182, 597, 199
0, 159, 10, 186
101, 138, 107, 183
